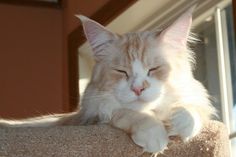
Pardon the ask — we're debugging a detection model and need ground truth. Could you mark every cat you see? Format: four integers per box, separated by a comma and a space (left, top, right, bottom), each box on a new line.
0, 6, 216, 153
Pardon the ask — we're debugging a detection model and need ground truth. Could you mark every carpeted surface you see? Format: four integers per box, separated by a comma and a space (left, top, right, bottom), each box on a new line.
0, 121, 230, 157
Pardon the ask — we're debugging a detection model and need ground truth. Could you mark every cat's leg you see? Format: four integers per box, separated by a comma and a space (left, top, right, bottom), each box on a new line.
167, 105, 214, 141
167, 107, 201, 141
111, 108, 168, 153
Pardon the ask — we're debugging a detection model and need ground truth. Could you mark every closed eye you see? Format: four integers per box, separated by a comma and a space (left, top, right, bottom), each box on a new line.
148, 66, 160, 76
114, 69, 129, 78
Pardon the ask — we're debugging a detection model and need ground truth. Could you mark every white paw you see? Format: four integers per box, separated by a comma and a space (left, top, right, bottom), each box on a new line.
169, 108, 201, 141
132, 124, 168, 153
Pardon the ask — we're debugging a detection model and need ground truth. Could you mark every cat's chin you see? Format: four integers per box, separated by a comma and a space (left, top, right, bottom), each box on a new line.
117, 94, 159, 105
118, 96, 160, 111
121, 100, 158, 111
117, 96, 149, 105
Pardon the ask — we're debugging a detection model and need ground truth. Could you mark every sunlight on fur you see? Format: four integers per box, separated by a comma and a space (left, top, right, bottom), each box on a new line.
79, 78, 90, 96
0, 6, 216, 154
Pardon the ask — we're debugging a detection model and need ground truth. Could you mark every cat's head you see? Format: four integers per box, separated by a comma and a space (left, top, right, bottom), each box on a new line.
78, 7, 194, 106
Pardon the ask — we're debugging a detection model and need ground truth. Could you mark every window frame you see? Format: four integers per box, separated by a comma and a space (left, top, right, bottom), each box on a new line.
0, 0, 63, 8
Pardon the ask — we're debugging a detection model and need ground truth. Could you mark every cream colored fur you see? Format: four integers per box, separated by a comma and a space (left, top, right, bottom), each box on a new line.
0, 7, 216, 154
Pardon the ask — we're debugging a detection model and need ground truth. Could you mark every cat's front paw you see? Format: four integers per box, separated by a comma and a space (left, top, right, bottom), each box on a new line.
111, 109, 168, 153
169, 107, 202, 141
131, 122, 168, 153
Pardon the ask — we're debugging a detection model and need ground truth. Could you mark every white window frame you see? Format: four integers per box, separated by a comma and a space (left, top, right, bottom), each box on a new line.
192, 3, 236, 157
215, 7, 234, 132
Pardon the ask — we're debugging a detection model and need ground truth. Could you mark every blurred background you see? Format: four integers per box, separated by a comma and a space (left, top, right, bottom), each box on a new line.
0, 0, 235, 155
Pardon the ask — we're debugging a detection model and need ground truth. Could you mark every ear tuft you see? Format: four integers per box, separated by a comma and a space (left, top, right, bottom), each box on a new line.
75, 15, 89, 22
187, 5, 197, 15
159, 6, 195, 48
76, 15, 115, 60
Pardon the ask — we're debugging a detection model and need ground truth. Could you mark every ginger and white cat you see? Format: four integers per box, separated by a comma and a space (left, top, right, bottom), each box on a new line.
0, 7, 216, 153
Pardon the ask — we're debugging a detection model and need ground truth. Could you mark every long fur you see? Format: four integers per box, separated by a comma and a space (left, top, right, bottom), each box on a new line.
0, 7, 216, 153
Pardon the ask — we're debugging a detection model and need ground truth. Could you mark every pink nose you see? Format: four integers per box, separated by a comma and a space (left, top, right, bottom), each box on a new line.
131, 86, 145, 96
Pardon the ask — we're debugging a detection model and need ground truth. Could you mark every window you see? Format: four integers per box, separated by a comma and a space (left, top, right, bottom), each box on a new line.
193, 3, 236, 156
193, 15, 222, 120
225, 4, 236, 157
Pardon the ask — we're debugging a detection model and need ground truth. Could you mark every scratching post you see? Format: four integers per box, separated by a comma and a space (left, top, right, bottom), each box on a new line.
0, 121, 230, 157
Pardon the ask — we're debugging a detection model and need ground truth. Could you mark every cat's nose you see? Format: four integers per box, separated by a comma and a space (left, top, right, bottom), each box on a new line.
131, 86, 145, 96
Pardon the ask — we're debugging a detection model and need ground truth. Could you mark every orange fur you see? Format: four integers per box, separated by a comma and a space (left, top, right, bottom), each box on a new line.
0, 7, 216, 153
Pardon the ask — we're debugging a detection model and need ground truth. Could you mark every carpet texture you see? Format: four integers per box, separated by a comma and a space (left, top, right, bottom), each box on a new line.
0, 121, 230, 157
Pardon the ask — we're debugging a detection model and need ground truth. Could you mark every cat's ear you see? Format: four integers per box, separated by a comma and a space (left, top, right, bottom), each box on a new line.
159, 6, 195, 48
76, 15, 115, 59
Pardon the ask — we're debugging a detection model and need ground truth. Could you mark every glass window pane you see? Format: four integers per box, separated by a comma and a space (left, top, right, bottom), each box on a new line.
193, 16, 223, 121
225, 5, 236, 133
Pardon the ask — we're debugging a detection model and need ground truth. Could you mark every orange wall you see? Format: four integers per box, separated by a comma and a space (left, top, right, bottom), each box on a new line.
0, 4, 64, 118
0, 0, 112, 118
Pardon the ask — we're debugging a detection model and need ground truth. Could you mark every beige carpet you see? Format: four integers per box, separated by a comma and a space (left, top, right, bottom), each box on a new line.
0, 121, 230, 157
